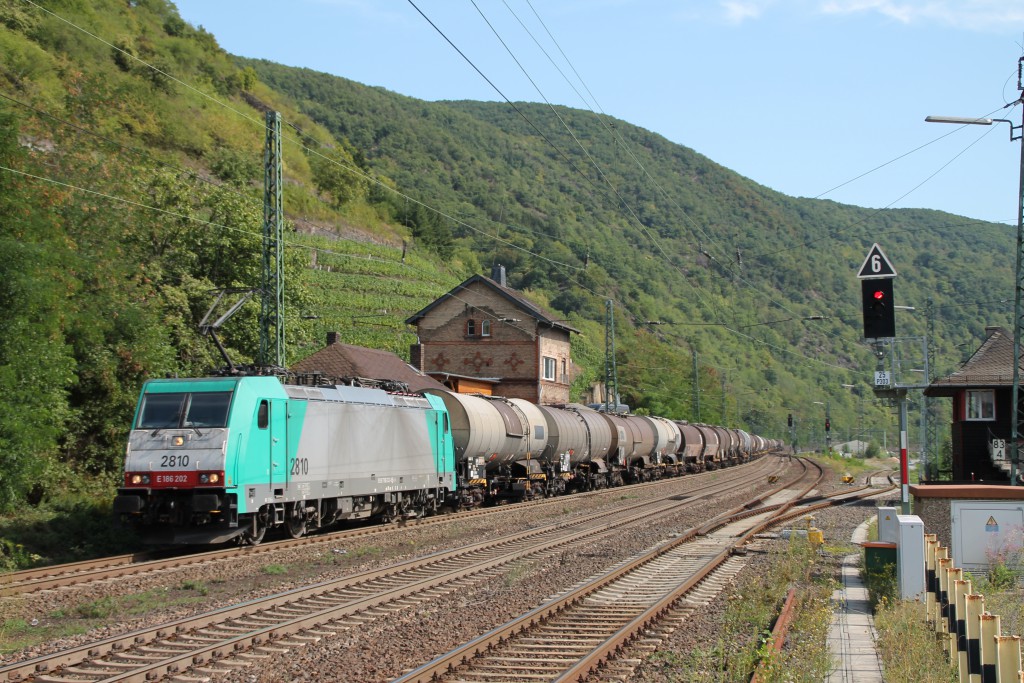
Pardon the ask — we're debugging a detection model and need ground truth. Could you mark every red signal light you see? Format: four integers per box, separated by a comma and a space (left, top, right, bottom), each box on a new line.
873, 290, 885, 300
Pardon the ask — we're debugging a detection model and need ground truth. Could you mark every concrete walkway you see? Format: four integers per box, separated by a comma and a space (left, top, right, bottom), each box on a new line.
826, 519, 886, 682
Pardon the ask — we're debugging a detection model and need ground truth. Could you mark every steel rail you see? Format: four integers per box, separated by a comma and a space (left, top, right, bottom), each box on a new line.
394, 460, 893, 683
1, 457, 788, 682
0, 457, 781, 597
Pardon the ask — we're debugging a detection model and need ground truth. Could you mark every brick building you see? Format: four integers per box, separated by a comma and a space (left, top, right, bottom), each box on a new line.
405, 267, 578, 404
924, 326, 1021, 482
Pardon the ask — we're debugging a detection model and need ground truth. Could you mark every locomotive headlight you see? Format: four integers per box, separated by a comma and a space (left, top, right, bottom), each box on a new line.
173, 436, 184, 446
129, 473, 150, 485
198, 471, 222, 485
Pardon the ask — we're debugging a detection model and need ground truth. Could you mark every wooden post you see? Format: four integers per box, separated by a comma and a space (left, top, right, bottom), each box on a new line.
996, 635, 1022, 683
954, 578, 972, 680
966, 594, 985, 682
981, 613, 1000, 683
944, 566, 963, 652
926, 535, 939, 626
937, 559, 953, 648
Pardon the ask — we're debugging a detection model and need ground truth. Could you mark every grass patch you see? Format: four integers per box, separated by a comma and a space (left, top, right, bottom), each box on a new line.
501, 559, 538, 587
874, 599, 956, 682
865, 553, 959, 681
0, 587, 209, 655
645, 536, 836, 681
262, 563, 288, 575
0, 617, 91, 656
0, 495, 145, 571
807, 453, 891, 479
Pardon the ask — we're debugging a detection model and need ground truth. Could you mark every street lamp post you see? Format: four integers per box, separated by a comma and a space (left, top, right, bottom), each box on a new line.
926, 57, 1024, 485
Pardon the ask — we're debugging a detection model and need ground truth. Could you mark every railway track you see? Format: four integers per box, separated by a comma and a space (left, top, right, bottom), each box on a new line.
0, 457, 779, 598
0, 457, 793, 683
394, 461, 894, 683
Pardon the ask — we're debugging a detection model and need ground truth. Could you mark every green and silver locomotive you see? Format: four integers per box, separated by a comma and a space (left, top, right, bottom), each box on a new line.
114, 376, 456, 544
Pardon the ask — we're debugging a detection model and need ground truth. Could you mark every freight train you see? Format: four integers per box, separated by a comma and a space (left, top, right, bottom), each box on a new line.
113, 375, 782, 545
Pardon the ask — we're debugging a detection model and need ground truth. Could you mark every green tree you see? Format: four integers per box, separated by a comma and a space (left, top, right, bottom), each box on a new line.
0, 110, 76, 510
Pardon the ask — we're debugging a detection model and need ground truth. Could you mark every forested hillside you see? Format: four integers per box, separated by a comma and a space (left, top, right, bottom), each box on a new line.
0, 0, 1010, 513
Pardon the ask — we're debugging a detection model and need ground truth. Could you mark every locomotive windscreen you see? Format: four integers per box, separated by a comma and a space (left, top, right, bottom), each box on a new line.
136, 391, 232, 429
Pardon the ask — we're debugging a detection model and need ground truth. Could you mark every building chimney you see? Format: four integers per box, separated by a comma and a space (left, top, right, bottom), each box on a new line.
326, 331, 340, 345
491, 264, 507, 287
409, 343, 423, 371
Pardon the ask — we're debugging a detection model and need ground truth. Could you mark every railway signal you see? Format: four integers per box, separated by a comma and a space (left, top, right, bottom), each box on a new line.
861, 279, 896, 339
857, 243, 897, 340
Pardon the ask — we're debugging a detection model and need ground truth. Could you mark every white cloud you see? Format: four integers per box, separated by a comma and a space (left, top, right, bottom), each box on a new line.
720, 0, 772, 24
818, 0, 1024, 31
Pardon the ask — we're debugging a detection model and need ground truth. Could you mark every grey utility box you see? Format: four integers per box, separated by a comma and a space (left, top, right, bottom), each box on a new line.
897, 514, 925, 601
951, 500, 1024, 572
877, 507, 898, 543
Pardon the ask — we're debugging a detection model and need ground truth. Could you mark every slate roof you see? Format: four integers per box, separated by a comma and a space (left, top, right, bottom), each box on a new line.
405, 274, 580, 334
925, 327, 1024, 397
289, 340, 446, 393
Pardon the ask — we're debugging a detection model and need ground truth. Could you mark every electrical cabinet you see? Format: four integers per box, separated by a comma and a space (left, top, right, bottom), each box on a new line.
951, 500, 1024, 572
897, 514, 925, 601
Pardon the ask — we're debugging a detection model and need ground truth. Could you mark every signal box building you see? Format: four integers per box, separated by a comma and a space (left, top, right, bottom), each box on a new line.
913, 326, 1024, 573
924, 326, 1020, 483
406, 266, 579, 404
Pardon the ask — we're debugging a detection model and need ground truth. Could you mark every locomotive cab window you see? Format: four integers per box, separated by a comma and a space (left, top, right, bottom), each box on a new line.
965, 390, 995, 421
136, 391, 232, 429
257, 400, 269, 429
186, 392, 232, 427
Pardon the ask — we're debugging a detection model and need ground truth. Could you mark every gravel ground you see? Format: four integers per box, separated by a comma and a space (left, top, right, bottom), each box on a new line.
2, 457, 889, 683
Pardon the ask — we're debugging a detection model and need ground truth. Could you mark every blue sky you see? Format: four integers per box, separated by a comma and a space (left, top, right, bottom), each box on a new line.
174, 0, 1023, 227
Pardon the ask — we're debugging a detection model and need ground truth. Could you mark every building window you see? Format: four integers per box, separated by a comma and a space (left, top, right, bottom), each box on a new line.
965, 390, 995, 421
480, 320, 491, 337
561, 359, 567, 383
542, 356, 556, 381
466, 319, 476, 336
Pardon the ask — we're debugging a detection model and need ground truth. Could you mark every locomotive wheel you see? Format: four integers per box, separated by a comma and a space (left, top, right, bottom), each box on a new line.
239, 509, 268, 546
284, 502, 307, 539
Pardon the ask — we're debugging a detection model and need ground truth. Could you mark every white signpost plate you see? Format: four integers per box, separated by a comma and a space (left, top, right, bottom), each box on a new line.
858, 243, 897, 279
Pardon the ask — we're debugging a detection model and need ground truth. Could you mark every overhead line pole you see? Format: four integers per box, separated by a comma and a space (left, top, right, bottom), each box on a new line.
261, 111, 285, 369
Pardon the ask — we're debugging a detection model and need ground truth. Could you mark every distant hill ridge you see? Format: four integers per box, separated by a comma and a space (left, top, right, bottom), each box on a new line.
0, 0, 995, 507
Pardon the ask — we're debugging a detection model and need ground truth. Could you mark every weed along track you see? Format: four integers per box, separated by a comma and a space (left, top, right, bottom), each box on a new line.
1, 459, 789, 682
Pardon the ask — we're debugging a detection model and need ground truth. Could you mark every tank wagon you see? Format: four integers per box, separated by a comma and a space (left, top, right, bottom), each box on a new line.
115, 379, 780, 545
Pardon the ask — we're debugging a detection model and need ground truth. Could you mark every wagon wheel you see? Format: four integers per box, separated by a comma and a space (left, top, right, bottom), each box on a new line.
284, 502, 307, 539
239, 508, 268, 546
